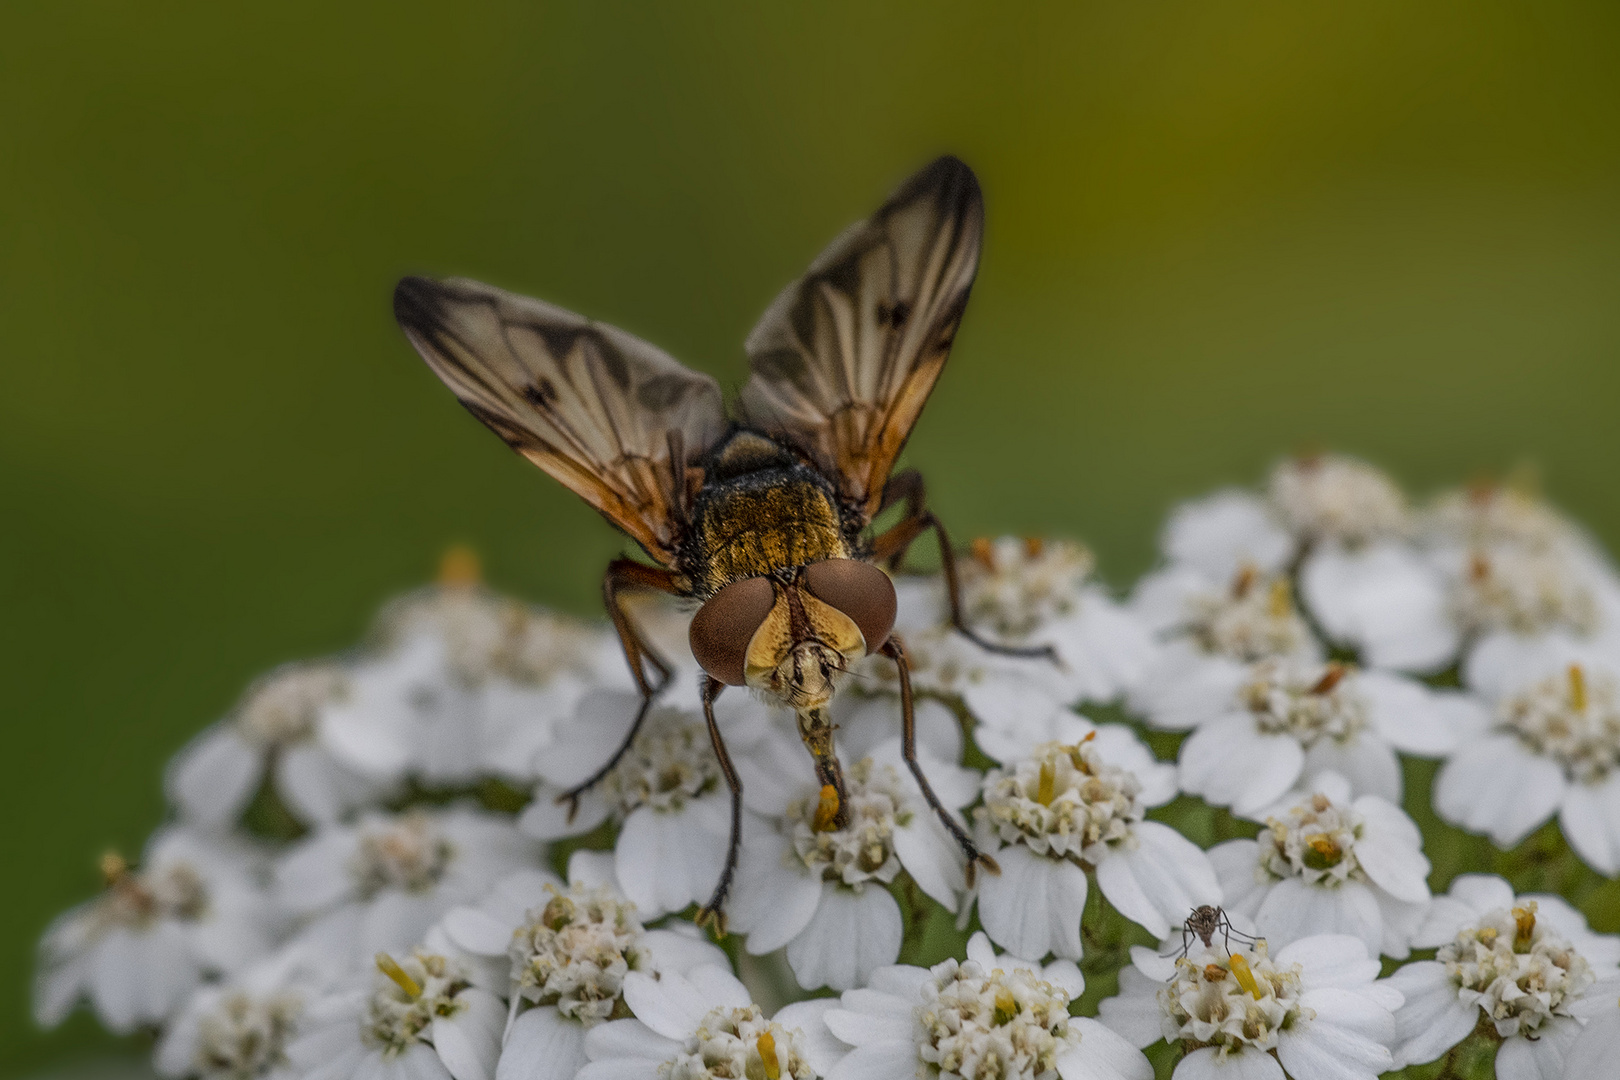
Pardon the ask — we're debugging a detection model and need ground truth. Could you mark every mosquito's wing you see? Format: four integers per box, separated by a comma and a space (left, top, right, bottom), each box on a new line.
739, 156, 983, 523
394, 276, 727, 565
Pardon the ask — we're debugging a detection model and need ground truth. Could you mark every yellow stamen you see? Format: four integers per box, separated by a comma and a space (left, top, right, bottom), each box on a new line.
992, 984, 1018, 1025
1310, 662, 1349, 695
971, 537, 994, 570
1023, 536, 1045, 559
1477, 926, 1498, 947
1305, 833, 1343, 869
1036, 760, 1057, 806
376, 953, 421, 998
1267, 578, 1293, 618
1231, 564, 1257, 600
1469, 552, 1491, 582
437, 544, 482, 587
99, 850, 128, 886
1203, 964, 1227, 982
1570, 665, 1588, 713
756, 1032, 780, 1080
1067, 731, 1097, 772
1513, 903, 1538, 950
1228, 952, 1262, 999
812, 785, 841, 833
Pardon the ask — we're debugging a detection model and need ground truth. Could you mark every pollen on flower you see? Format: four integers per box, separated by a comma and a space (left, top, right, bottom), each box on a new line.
1499, 664, 1620, 783
980, 740, 1143, 864
235, 663, 347, 748
192, 988, 304, 1080
1439, 903, 1596, 1038
603, 710, 722, 815
1257, 792, 1366, 888
961, 536, 1095, 639
1268, 454, 1409, 545
508, 883, 647, 1025
1182, 567, 1311, 662
656, 1005, 815, 1080
95, 850, 210, 930
1241, 659, 1369, 747
914, 956, 1079, 1080
350, 812, 456, 897
1157, 941, 1309, 1057
363, 950, 472, 1055
787, 758, 911, 886
1451, 546, 1598, 637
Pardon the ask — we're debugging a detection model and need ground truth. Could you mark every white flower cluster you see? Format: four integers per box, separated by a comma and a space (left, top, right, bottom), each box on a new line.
35, 459, 1620, 1080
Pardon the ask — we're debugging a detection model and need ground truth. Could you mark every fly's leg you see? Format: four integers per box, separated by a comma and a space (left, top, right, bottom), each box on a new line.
555, 558, 679, 820
869, 469, 1056, 662
695, 676, 743, 936
882, 636, 1000, 887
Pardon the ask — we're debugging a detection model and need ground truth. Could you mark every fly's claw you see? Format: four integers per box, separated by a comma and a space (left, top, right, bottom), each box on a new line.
694, 904, 729, 940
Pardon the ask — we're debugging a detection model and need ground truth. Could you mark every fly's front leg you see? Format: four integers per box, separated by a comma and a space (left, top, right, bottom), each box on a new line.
695, 676, 743, 936
881, 636, 1000, 887
556, 558, 679, 820
869, 469, 1056, 662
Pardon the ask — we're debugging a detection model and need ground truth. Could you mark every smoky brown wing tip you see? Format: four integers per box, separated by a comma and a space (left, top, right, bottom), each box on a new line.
911, 155, 981, 212
392, 275, 444, 333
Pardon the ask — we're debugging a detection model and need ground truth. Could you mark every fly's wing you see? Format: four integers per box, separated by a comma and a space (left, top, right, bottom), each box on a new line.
394, 276, 727, 565
739, 156, 983, 523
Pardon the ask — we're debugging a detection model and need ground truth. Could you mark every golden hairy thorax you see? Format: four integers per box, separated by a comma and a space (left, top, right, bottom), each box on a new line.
691, 431, 851, 594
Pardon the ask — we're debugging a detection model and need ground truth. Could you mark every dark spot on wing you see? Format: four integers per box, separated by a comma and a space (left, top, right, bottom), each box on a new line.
594, 337, 632, 390
638, 373, 691, 411
523, 378, 558, 408
532, 322, 586, 361
753, 347, 812, 391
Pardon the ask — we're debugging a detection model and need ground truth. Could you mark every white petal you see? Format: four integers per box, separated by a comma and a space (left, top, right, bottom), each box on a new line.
1434, 736, 1566, 846
1208, 840, 1265, 918
431, 989, 505, 1080
1302, 542, 1458, 675
566, 850, 619, 891
975, 845, 1086, 961
729, 831, 823, 955
1563, 1004, 1620, 1080
891, 815, 965, 913
1275, 1003, 1393, 1080
441, 908, 517, 957
495, 1008, 586, 1080
1127, 646, 1248, 732
1357, 671, 1461, 756
1173, 1045, 1284, 1080
824, 1003, 914, 1048
278, 743, 378, 825
1094, 822, 1220, 940
621, 970, 714, 1041
772, 998, 848, 1076
1493, 1017, 1580, 1080
1276, 933, 1381, 989
1057, 1017, 1154, 1080
639, 929, 730, 977
1385, 961, 1477, 1067
1088, 725, 1179, 807
785, 886, 902, 991
1300, 734, 1401, 805
1350, 801, 1431, 904
1162, 491, 1293, 579
1559, 771, 1620, 876
826, 1041, 920, 1080
973, 710, 1093, 766
517, 785, 611, 841
166, 725, 263, 828
614, 800, 727, 918
1095, 966, 1168, 1048
1180, 716, 1303, 814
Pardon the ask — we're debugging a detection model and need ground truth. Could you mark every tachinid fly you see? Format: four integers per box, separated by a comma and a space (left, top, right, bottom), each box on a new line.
393, 156, 1048, 930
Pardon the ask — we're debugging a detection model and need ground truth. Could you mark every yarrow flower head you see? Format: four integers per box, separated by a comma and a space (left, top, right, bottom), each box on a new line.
1267, 453, 1410, 547
508, 882, 646, 1025
35, 830, 277, 1035
821, 932, 1151, 1080
1440, 639, 1620, 873
786, 757, 909, 888
971, 729, 1218, 957
1100, 930, 1402, 1080
521, 692, 732, 918
1212, 772, 1432, 958
1387, 875, 1620, 1076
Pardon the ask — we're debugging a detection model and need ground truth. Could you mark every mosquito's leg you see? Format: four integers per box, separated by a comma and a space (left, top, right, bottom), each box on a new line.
556, 558, 679, 819
869, 470, 1056, 662
695, 676, 743, 936
882, 636, 1000, 887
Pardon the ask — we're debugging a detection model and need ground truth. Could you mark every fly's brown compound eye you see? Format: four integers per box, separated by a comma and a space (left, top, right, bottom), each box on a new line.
801, 559, 897, 653
689, 576, 777, 686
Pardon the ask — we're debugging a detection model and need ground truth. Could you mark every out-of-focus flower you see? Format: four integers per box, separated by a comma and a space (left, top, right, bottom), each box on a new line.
1210, 771, 1431, 958
1267, 454, 1411, 549
166, 661, 385, 830
274, 805, 541, 977
322, 584, 616, 787
1099, 931, 1401, 1080
154, 944, 331, 1080
859, 539, 1153, 731
1439, 637, 1620, 869
1386, 874, 1620, 1077
283, 945, 506, 1080
437, 852, 729, 1080
728, 704, 978, 990
968, 730, 1218, 958
1177, 657, 1475, 811
36, 829, 278, 1034
519, 691, 735, 919
822, 931, 1151, 1080
577, 965, 841, 1080
1564, 995, 1620, 1080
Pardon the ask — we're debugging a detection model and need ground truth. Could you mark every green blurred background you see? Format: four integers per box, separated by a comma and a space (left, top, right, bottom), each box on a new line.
5, 1, 1620, 1073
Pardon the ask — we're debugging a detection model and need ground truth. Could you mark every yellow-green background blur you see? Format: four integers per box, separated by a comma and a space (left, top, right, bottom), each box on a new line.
5, 2, 1620, 1074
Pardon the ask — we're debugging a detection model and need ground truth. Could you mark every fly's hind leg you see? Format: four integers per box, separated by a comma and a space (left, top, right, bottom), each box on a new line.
882, 636, 1000, 886
695, 675, 744, 936
868, 469, 1056, 662
555, 557, 679, 820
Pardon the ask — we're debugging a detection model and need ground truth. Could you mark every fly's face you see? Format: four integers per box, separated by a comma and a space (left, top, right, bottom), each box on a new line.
688, 559, 898, 710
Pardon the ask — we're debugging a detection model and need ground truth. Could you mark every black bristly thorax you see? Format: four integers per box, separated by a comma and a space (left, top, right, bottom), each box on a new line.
683, 429, 854, 597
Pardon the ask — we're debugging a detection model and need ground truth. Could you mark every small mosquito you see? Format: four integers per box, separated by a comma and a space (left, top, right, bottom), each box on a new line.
1165, 905, 1265, 960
